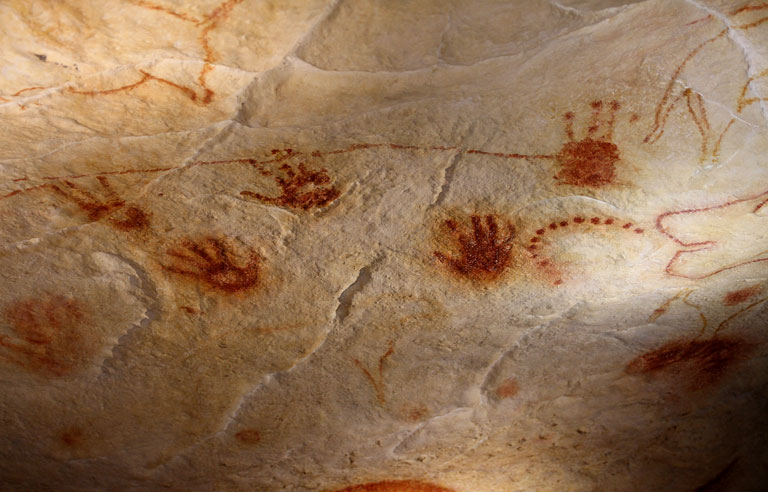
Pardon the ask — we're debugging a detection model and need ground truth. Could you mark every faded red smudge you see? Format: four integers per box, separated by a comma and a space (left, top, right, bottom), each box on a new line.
723, 284, 762, 306
234, 429, 261, 444
109, 205, 150, 231
402, 405, 429, 422
60, 426, 84, 448
162, 237, 261, 294
51, 176, 125, 221
495, 378, 519, 399
434, 214, 515, 282
554, 100, 622, 188
330, 480, 456, 492
241, 163, 341, 210
0, 294, 95, 377
625, 337, 750, 390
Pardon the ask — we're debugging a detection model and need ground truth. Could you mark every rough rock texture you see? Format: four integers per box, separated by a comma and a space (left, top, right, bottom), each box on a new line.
1, 1, 768, 491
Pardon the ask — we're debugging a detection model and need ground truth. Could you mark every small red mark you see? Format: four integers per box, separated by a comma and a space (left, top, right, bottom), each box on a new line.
162, 237, 261, 294
495, 378, 519, 399
574, 217, 585, 223
634, 228, 644, 234
241, 163, 341, 210
559, 221, 568, 227
60, 426, 84, 448
234, 429, 261, 444
434, 215, 515, 282
623, 223, 632, 229
723, 285, 762, 306
331, 480, 456, 492
179, 306, 198, 314
531, 237, 540, 243
549, 222, 558, 230
604, 218, 614, 225
590, 217, 601, 224
536, 229, 546, 235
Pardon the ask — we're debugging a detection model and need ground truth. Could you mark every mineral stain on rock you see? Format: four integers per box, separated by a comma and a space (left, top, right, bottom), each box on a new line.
625, 337, 750, 390
434, 214, 515, 282
330, 480, 455, 492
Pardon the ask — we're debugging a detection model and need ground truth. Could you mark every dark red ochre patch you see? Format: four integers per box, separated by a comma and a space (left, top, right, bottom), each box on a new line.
234, 429, 261, 444
60, 426, 84, 448
723, 284, 762, 306
0, 293, 95, 377
434, 214, 515, 282
554, 100, 622, 188
162, 236, 261, 294
109, 205, 150, 231
625, 337, 750, 389
330, 480, 455, 492
241, 162, 341, 211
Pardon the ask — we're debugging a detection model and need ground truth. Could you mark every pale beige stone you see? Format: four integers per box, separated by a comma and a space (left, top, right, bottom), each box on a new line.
1, 1, 768, 491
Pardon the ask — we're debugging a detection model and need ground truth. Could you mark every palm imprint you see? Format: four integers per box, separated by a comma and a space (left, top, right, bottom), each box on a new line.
163, 237, 261, 293
434, 214, 516, 281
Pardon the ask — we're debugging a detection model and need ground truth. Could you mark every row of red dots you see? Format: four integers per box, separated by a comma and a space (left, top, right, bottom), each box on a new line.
527, 216, 645, 252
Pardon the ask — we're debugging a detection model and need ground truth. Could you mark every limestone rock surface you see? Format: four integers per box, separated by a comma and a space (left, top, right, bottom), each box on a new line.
1, 1, 768, 491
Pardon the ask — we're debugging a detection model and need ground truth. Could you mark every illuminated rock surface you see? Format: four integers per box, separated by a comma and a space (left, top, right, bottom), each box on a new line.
1, 0, 768, 490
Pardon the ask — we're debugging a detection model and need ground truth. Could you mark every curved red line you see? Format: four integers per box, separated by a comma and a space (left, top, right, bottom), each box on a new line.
656, 187, 768, 246
660, 187, 768, 279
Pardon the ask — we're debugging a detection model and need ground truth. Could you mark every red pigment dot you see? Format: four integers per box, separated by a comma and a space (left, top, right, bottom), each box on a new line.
590, 217, 601, 224
539, 260, 550, 267
536, 229, 546, 235
531, 254, 539, 258
554, 279, 563, 285
634, 228, 644, 234
605, 218, 614, 225
528, 245, 537, 250
559, 221, 568, 227
623, 223, 632, 229
574, 217, 585, 224
531, 237, 540, 243
549, 223, 557, 230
